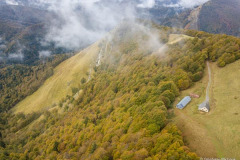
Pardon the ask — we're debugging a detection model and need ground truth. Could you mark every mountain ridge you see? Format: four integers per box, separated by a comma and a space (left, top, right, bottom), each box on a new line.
162, 0, 240, 37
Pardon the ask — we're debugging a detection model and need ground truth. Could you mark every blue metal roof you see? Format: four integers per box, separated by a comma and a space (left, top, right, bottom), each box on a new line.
176, 96, 191, 109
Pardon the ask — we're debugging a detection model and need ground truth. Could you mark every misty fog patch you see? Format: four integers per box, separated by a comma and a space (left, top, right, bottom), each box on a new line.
5, 0, 19, 5
137, 0, 156, 8
8, 53, 24, 61
0, 44, 6, 48
39, 50, 51, 58
41, 0, 137, 51
0, 37, 6, 49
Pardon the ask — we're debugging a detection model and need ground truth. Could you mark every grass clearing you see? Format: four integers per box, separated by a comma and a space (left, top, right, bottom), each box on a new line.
12, 43, 100, 114
174, 61, 240, 159
168, 34, 194, 45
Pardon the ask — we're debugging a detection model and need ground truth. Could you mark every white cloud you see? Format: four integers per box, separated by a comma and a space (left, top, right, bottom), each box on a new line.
8, 41, 25, 60
5, 0, 19, 5
0, 44, 6, 49
0, 37, 6, 49
164, 0, 209, 8
8, 53, 24, 60
2, 0, 167, 60
39, 50, 51, 58
137, 0, 156, 8
43, 0, 136, 50
179, 0, 209, 8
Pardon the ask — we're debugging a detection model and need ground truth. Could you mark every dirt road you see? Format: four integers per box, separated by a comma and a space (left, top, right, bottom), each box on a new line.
206, 61, 211, 102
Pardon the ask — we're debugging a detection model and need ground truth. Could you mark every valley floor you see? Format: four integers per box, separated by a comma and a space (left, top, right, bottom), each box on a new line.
174, 61, 240, 159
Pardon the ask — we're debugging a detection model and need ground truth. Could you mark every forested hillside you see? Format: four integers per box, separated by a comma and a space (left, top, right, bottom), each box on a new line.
0, 4, 69, 64
199, 0, 240, 37
0, 54, 69, 112
0, 22, 240, 159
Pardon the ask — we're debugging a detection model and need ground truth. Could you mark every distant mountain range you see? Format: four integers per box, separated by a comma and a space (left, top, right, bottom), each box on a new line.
0, 5, 69, 64
198, 0, 240, 37
161, 0, 240, 37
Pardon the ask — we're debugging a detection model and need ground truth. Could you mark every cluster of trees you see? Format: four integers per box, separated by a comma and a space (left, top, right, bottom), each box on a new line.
0, 54, 69, 112
184, 30, 240, 67
0, 23, 239, 159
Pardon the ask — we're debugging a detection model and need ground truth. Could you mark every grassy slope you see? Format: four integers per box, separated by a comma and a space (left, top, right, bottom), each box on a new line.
13, 43, 100, 114
174, 61, 240, 159
167, 34, 194, 45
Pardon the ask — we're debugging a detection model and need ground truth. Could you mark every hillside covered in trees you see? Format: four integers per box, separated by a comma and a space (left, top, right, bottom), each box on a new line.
0, 54, 69, 112
0, 22, 240, 159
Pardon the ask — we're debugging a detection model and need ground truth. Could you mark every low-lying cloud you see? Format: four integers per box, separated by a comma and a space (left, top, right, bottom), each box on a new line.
2, 0, 210, 54
5, 0, 19, 5
8, 41, 25, 61
0, 44, 6, 50
8, 53, 24, 60
137, 0, 156, 8
42, 0, 136, 50
39, 0, 210, 51
39, 50, 51, 58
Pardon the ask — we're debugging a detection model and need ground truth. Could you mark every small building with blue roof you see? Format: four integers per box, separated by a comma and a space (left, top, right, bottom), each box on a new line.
176, 96, 191, 109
